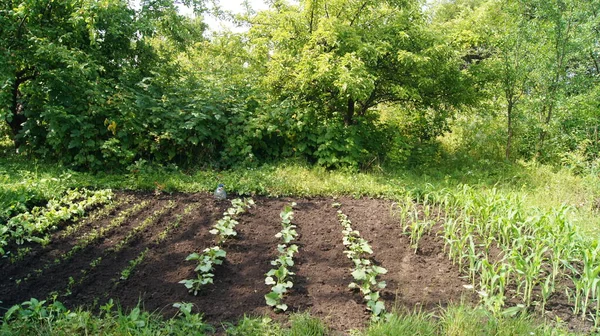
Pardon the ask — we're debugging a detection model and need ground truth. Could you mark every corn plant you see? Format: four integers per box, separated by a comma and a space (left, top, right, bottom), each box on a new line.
396, 184, 600, 325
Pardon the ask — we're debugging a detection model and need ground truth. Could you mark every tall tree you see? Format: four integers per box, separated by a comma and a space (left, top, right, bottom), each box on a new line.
247, 0, 471, 129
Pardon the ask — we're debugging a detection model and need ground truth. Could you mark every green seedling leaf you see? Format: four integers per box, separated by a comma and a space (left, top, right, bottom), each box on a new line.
276, 303, 288, 311
371, 265, 387, 274
185, 253, 201, 261
272, 283, 288, 294
265, 292, 280, 307
265, 276, 276, 285
352, 268, 367, 281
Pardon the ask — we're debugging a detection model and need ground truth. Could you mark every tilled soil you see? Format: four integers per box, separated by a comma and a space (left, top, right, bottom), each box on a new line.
0, 191, 477, 334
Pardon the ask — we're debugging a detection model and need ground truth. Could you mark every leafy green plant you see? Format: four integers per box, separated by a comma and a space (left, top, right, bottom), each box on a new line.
1, 188, 113, 256
265, 203, 299, 312
337, 209, 388, 320
209, 198, 255, 243
180, 198, 254, 295
180, 247, 227, 295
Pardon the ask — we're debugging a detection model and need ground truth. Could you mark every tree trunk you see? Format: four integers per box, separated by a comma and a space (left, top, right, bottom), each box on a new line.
506, 99, 514, 160
345, 98, 355, 126
7, 69, 35, 148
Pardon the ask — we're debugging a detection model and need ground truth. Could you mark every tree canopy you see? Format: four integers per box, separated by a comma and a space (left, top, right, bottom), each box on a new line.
1, 0, 599, 170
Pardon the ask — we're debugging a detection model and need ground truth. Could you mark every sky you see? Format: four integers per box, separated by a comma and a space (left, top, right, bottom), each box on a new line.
179, 0, 271, 33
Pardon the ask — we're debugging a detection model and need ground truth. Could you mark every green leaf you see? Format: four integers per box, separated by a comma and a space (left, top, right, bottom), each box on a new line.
352, 268, 367, 281
265, 292, 280, 307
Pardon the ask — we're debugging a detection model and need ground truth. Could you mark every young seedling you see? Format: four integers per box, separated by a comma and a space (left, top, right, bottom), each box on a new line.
181, 199, 254, 294
180, 247, 227, 295
337, 208, 388, 321
265, 202, 298, 312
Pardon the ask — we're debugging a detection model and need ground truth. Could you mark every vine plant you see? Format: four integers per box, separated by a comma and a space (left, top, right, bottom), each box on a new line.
265, 202, 298, 312
180, 198, 254, 295
337, 208, 389, 321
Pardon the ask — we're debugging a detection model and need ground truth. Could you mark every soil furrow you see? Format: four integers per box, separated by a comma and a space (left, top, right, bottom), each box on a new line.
0, 192, 481, 335
288, 198, 369, 332
0, 193, 134, 273
0, 198, 165, 307
61, 200, 185, 308
339, 198, 477, 311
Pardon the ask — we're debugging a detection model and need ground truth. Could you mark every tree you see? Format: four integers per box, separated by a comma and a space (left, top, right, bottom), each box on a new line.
0, 0, 208, 168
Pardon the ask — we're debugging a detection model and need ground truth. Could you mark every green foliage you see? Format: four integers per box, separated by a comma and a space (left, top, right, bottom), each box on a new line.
265, 203, 299, 312
181, 198, 254, 295
0, 188, 112, 256
179, 246, 227, 295
338, 209, 388, 320
1, 298, 214, 335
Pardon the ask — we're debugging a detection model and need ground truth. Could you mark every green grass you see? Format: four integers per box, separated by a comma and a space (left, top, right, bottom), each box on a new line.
0, 299, 577, 335
2, 151, 600, 235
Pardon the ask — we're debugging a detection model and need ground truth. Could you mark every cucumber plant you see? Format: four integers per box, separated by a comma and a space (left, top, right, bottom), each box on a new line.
337, 209, 389, 321
181, 198, 254, 294
265, 202, 298, 312
180, 247, 227, 295
209, 198, 255, 243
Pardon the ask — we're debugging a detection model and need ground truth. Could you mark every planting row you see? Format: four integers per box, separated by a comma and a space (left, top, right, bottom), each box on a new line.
1, 188, 113, 258
397, 185, 600, 328
180, 200, 389, 320
180, 198, 255, 295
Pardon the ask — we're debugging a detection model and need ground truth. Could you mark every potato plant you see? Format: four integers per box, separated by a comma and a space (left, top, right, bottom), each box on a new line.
337, 209, 388, 320
265, 203, 298, 312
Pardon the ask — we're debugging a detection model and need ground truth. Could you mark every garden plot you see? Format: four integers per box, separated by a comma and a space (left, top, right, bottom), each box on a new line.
0, 192, 477, 332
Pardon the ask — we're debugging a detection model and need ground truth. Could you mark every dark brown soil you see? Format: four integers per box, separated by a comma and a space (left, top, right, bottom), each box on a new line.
0, 192, 495, 333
